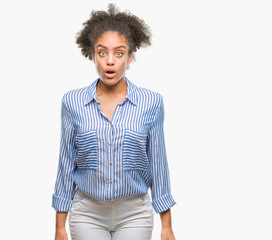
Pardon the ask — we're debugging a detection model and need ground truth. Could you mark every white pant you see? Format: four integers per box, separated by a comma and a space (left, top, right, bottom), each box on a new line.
68, 188, 154, 240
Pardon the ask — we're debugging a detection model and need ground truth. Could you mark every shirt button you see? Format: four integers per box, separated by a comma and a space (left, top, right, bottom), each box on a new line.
109, 143, 112, 146
110, 123, 112, 127
109, 180, 112, 184
118, 109, 120, 112
109, 162, 112, 166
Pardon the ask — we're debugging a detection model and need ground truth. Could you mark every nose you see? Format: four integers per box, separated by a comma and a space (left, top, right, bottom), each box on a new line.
106, 53, 115, 65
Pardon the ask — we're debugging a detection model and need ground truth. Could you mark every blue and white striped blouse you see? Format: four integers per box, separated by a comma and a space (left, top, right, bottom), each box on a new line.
52, 76, 176, 214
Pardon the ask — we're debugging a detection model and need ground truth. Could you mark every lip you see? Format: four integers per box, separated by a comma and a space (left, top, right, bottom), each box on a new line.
104, 69, 116, 78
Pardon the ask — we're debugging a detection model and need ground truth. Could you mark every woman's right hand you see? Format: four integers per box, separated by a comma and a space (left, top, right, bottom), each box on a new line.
55, 228, 68, 240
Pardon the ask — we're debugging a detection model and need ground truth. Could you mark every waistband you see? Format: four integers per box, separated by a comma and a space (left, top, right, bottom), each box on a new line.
76, 188, 148, 204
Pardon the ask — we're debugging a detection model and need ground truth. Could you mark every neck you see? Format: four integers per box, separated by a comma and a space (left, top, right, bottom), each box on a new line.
96, 77, 127, 98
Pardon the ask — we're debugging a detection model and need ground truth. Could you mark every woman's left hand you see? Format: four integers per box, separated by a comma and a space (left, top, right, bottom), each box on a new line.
161, 227, 176, 240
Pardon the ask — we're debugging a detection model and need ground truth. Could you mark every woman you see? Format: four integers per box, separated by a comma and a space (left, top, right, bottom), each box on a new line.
52, 3, 177, 240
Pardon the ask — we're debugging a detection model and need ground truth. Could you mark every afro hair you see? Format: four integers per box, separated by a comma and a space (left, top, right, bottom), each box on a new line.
75, 3, 152, 63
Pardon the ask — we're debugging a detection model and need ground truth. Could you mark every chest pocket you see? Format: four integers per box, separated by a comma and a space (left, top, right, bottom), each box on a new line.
122, 129, 149, 171
75, 130, 98, 170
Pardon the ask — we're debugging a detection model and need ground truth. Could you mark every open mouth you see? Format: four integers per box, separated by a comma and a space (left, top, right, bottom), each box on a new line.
105, 70, 116, 78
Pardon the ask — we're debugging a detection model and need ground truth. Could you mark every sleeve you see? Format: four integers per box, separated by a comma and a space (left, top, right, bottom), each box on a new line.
52, 94, 77, 212
147, 95, 177, 213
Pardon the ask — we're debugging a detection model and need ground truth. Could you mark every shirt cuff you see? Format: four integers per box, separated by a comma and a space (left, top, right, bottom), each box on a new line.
152, 193, 177, 213
52, 194, 73, 212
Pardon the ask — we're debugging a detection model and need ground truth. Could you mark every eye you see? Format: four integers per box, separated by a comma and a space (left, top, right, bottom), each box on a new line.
98, 51, 106, 56
116, 52, 123, 57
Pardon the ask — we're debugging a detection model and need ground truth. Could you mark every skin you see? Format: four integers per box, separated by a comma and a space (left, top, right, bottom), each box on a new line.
55, 30, 176, 240
91, 30, 133, 122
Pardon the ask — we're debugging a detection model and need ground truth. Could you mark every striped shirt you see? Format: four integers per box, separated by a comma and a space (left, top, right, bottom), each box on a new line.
52, 76, 177, 213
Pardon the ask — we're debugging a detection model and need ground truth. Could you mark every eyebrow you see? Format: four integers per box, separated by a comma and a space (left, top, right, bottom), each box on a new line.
96, 44, 126, 50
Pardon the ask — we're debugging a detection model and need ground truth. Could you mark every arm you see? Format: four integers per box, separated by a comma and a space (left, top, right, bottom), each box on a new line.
55, 212, 68, 240
146, 95, 177, 239
52, 94, 77, 238
160, 209, 176, 240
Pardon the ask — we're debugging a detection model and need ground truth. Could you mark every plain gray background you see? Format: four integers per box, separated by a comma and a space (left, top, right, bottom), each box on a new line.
1, 0, 271, 239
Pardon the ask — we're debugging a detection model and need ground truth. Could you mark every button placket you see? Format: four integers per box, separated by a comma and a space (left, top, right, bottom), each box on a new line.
108, 120, 114, 198
114, 104, 122, 123
107, 102, 123, 197
109, 122, 113, 170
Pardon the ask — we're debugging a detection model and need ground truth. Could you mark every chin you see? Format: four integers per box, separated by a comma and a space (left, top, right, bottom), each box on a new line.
101, 77, 123, 85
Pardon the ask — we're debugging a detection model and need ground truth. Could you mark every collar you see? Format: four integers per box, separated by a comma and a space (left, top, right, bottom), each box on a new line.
84, 76, 138, 106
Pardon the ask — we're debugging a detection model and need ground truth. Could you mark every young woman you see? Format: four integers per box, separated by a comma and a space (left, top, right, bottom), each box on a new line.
52, 3, 177, 240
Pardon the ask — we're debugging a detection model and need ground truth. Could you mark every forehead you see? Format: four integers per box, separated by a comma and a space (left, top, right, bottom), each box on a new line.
95, 31, 129, 48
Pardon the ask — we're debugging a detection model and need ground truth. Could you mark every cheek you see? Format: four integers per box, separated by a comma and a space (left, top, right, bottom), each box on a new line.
117, 63, 126, 73
95, 61, 103, 70
121, 58, 128, 67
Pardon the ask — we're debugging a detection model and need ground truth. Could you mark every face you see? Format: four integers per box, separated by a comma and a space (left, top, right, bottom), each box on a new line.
91, 31, 133, 86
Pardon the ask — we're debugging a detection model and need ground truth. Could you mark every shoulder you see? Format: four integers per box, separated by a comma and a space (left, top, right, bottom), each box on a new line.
61, 85, 89, 109
135, 84, 164, 111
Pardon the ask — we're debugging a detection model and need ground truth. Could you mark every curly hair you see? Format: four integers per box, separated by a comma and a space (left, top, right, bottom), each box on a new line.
75, 3, 152, 63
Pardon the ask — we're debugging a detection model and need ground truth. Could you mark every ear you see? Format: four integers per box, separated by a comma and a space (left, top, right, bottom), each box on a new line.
127, 52, 133, 65
92, 53, 95, 63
